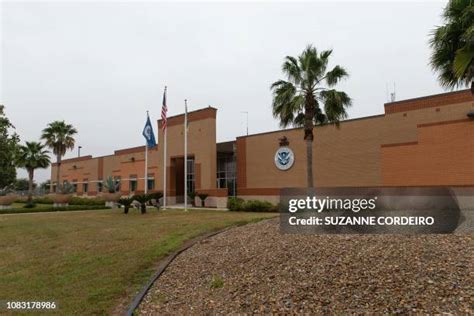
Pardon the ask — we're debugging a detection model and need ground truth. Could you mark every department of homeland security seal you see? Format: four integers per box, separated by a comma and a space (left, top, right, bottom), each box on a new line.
274, 147, 295, 170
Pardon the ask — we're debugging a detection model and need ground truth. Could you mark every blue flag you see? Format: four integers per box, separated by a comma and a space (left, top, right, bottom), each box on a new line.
142, 115, 157, 148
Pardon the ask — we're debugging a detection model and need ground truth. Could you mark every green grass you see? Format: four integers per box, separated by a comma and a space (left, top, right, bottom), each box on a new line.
0, 208, 276, 315
209, 274, 225, 289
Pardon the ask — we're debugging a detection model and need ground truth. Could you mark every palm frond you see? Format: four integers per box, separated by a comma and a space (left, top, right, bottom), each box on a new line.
16, 141, 50, 171
41, 121, 78, 159
325, 65, 349, 86
429, 0, 473, 88
282, 56, 302, 85
320, 90, 352, 124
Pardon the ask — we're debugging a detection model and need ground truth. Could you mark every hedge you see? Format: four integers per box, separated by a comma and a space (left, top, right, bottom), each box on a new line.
227, 197, 276, 212
16, 196, 106, 206
0, 205, 110, 215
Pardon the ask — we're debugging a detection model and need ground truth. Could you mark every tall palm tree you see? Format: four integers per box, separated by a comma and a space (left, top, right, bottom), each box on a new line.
16, 141, 51, 204
41, 121, 77, 192
271, 45, 351, 187
429, 0, 473, 93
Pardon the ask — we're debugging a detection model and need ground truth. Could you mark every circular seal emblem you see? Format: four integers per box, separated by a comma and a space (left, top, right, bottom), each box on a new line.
144, 126, 152, 138
274, 147, 295, 170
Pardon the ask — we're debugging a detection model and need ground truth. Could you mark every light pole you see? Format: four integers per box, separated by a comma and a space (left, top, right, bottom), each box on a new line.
78, 146, 82, 157
241, 111, 248, 136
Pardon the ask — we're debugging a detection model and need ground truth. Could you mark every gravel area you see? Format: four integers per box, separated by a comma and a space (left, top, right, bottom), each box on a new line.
139, 218, 473, 314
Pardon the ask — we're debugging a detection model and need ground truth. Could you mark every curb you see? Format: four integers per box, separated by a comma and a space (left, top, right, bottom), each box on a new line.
125, 225, 236, 316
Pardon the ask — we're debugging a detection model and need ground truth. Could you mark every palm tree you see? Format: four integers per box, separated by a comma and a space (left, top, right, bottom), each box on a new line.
271, 45, 351, 187
41, 121, 77, 192
16, 142, 51, 204
429, 0, 473, 93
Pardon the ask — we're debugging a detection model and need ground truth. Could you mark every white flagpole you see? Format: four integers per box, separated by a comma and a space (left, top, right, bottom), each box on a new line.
163, 117, 167, 210
184, 99, 188, 212
163, 86, 168, 210
144, 111, 149, 195
144, 142, 148, 194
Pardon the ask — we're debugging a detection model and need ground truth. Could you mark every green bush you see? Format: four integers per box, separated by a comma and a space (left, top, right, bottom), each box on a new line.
29, 196, 105, 206
132, 194, 149, 214
147, 191, 163, 201
69, 196, 105, 206
227, 197, 245, 211
0, 205, 110, 215
31, 196, 54, 204
227, 197, 275, 212
242, 200, 275, 212
118, 197, 133, 214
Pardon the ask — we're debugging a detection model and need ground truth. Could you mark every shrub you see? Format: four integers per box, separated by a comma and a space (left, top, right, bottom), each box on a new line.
70, 196, 105, 206
32, 196, 54, 204
29, 196, 104, 206
188, 192, 196, 206
0, 205, 110, 215
227, 197, 275, 212
104, 176, 120, 193
243, 200, 275, 212
60, 181, 76, 194
0, 185, 13, 196
118, 197, 133, 214
132, 194, 149, 214
227, 197, 245, 211
197, 193, 209, 207
147, 191, 163, 201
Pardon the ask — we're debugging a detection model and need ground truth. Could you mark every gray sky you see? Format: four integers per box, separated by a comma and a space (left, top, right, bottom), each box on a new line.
2, 1, 453, 183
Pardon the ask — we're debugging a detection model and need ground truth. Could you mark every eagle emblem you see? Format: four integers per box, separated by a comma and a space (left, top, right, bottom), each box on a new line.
274, 147, 295, 170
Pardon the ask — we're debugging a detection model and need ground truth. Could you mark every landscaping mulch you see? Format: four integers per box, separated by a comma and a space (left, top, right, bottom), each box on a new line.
139, 218, 473, 315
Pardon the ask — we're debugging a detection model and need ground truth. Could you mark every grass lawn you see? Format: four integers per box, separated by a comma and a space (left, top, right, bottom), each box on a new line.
0, 208, 277, 315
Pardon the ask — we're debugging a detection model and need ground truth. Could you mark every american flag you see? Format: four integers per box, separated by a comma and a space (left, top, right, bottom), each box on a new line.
161, 87, 167, 131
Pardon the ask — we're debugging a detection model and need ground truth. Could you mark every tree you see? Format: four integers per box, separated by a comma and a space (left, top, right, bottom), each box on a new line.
40, 180, 51, 191
16, 142, 51, 204
41, 121, 77, 192
15, 178, 35, 191
0, 105, 19, 188
271, 45, 351, 187
429, 0, 473, 93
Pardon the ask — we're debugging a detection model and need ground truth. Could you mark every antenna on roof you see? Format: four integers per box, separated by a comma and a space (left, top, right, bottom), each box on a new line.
390, 82, 396, 102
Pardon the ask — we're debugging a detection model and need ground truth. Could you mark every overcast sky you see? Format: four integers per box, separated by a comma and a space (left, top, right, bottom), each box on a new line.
2, 1, 455, 182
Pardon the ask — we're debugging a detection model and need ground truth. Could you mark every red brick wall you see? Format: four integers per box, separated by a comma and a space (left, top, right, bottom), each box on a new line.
381, 119, 474, 186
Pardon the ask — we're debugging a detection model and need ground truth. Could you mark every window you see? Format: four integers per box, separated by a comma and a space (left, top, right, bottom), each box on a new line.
114, 177, 121, 191
216, 154, 236, 196
97, 182, 103, 193
130, 179, 137, 192
186, 158, 195, 194
147, 178, 155, 191
83, 183, 88, 193
72, 183, 78, 193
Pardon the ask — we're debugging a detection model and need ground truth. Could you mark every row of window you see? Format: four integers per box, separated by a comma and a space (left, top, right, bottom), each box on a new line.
53, 179, 155, 193
51, 156, 237, 196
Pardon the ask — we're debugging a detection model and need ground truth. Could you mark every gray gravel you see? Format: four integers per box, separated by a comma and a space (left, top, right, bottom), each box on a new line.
139, 218, 473, 315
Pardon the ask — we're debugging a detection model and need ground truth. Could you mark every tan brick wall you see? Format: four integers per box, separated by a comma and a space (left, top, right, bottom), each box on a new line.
51, 108, 217, 197
239, 96, 473, 193
51, 156, 99, 193
51, 91, 473, 199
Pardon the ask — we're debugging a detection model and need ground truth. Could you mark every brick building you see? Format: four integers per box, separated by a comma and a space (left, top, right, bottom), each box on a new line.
50, 89, 473, 207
